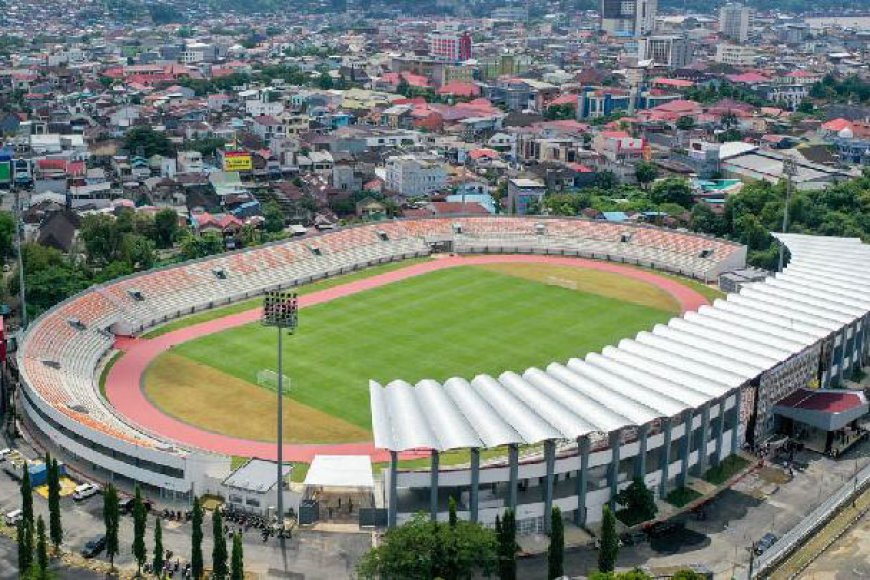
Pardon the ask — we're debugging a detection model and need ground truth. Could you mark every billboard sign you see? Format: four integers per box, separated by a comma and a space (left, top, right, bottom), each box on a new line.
223, 151, 252, 172
0, 161, 11, 185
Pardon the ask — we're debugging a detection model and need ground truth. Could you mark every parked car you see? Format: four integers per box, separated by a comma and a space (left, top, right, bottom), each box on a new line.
4, 509, 22, 526
72, 483, 100, 501
755, 532, 778, 555
0, 449, 12, 462
620, 531, 647, 546
646, 521, 677, 538
81, 535, 106, 559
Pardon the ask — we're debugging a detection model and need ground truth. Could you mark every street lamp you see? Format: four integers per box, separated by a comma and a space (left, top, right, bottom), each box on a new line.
261, 290, 298, 531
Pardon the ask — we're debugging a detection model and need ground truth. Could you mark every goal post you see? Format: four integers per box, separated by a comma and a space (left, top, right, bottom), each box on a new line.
256, 369, 291, 394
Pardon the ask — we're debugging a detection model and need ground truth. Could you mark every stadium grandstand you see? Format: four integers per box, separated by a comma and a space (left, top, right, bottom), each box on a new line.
14, 218, 866, 528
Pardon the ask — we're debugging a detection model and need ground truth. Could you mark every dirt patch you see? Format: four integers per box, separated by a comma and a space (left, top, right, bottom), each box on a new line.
144, 353, 371, 444
476, 263, 681, 312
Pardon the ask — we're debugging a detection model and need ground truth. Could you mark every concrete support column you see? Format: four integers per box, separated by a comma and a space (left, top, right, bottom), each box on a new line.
714, 398, 726, 466
388, 450, 398, 528
543, 440, 556, 533
695, 404, 711, 476
575, 436, 590, 527
634, 424, 649, 481
508, 444, 519, 511
659, 419, 672, 499
608, 430, 621, 507
837, 327, 848, 385
857, 316, 866, 366
470, 448, 480, 523
679, 411, 693, 488
430, 450, 439, 521
731, 388, 743, 455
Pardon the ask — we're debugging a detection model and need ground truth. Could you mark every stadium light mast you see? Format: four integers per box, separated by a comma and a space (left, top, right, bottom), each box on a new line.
13, 184, 26, 330
261, 290, 298, 533
778, 157, 797, 272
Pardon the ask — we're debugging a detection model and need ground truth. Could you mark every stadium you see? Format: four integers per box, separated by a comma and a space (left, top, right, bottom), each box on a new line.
14, 217, 870, 533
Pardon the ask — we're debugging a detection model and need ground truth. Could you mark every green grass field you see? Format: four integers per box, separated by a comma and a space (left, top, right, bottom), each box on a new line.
147, 264, 678, 438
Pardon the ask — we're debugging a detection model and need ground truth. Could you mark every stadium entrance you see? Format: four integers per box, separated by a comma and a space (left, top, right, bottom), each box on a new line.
301, 455, 377, 527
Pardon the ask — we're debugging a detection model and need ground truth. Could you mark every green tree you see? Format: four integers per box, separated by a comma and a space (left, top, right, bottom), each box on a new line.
263, 202, 285, 233
36, 516, 47, 579
231, 533, 244, 580
396, 76, 411, 96
80, 213, 120, 265
103, 484, 120, 568
0, 210, 15, 259
212, 509, 228, 579
615, 478, 658, 525
153, 516, 164, 577
448, 495, 458, 528
594, 170, 618, 190
675, 116, 695, 130
20, 465, 33, 528
124, 126, 175, 158
547, 507, 564, 580
357, 512, 497, 579
121, 233, 155, 270
132, 486, 147, 574
690, 203, 726, 237
650, 178, 694, 209
634, 161, 659, 190
498, 509, 517, 580
47, 458, 62, 552
191, 497, 204, 579
17, 519, 33, 576
671, 570, 708, 580
598, 505, 619, 573
317, 72, 334, 90
154, 209, 179, 249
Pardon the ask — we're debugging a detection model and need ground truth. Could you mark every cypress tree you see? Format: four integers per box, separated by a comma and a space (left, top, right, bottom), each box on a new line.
231, 533, 244, 580
103, 484, 120, 568
153, 516, 164, 576
547, 506, 564, 579
48, 458, 62, 552
20, 465, 33, 529
17, 519, 33, 575
36, 516, 48, 578
212, 509, 228, 579
499, 509, 517, 580
448, 496, 457, 528
132, 486, 147, 574
191, 497, 204, 579
598, 505, 619, 573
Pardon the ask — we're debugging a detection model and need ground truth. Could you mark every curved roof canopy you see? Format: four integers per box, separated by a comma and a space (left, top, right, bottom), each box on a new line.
371, 234, 870, 452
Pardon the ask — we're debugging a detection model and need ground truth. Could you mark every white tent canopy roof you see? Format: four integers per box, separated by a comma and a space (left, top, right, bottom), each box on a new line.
370, 234, 870, 453
303, 455, 375, 489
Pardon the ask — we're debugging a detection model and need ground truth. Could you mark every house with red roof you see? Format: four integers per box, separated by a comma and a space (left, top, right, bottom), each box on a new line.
437, 81, 481, 99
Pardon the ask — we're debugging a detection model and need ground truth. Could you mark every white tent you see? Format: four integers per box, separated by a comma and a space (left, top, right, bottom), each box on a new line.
303, 455, 374, 489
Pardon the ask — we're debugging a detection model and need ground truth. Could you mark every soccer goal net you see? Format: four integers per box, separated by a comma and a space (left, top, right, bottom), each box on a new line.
257, 369, 291, 393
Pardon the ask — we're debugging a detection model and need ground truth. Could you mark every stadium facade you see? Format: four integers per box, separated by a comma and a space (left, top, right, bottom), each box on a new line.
13, 218, 868, 525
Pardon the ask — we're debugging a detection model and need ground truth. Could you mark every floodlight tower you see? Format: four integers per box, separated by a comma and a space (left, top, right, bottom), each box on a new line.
778, 157, 797, 272
261, 291, 298, 530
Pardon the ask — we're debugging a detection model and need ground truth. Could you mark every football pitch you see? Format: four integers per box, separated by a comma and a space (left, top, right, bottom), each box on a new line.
143, 263, 681, 444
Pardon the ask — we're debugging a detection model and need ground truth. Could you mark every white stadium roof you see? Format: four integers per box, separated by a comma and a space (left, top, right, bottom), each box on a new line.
370, 234, 870, 453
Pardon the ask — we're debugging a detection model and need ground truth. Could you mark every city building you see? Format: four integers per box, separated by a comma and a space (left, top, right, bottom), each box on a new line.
507, 178, 547, 215
600, 0, 657, 37
715, 43, 759, 66
637, 35, 693, 68
429, 31, 473, 62
719, 3, 751, 43
385, 155, 448, 197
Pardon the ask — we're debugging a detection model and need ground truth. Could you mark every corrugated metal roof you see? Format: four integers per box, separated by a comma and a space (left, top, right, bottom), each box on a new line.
370, 234, 870, 452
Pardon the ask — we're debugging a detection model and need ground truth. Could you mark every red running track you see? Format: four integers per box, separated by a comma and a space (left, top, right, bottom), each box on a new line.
105, 255, 711, 463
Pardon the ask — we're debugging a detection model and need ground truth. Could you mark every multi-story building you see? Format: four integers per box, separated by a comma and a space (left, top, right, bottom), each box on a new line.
637, 35, 693, 68
385, 154, 448, 197
600, 0, 657, 37
507, 178, 547, 215
429, 32, 473, 62
718, 3, 751, 43
714, 43, 759, 66
577, 87, 633, 120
